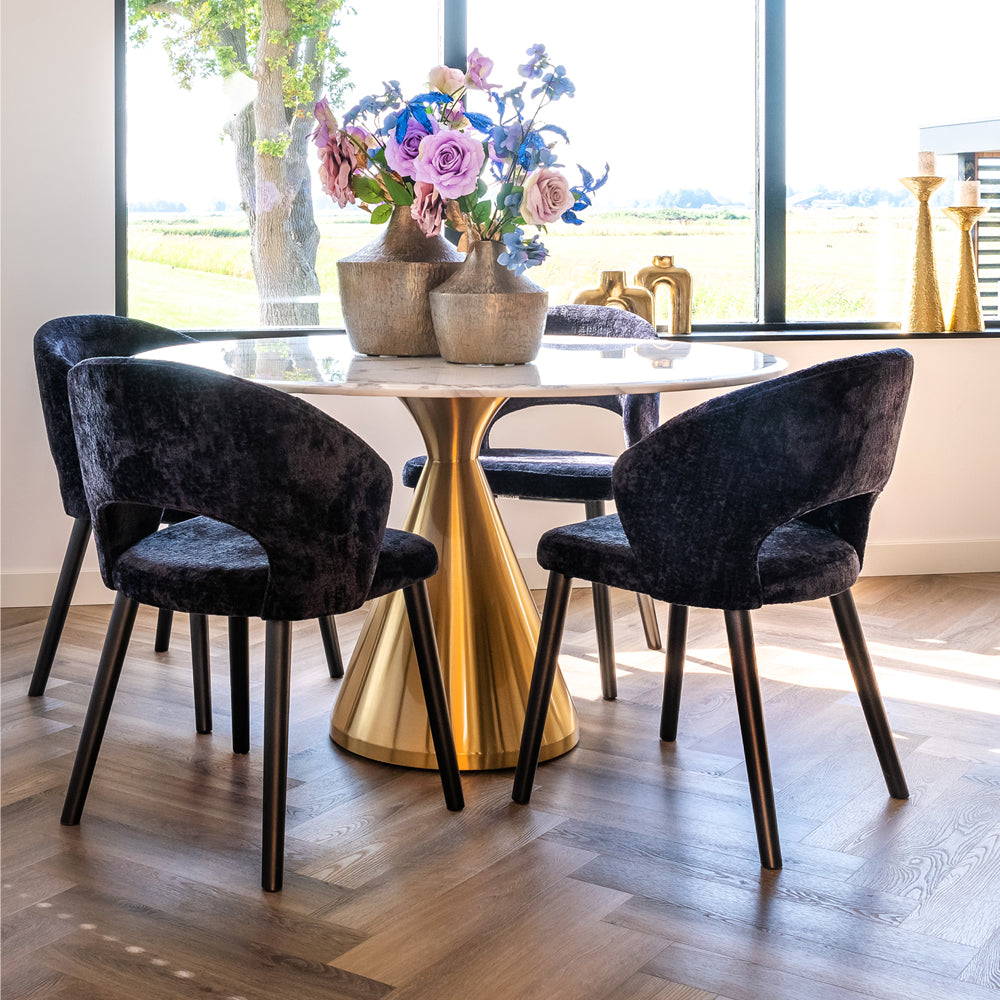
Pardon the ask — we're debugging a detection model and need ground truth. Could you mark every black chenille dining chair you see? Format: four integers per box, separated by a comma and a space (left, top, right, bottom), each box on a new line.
29, 316, 345, 751
60, 356, 463, 891
512, 349, 914, 869
403, 304, 663, 701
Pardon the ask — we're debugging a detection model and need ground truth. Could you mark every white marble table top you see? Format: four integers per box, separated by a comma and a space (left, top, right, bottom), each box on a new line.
142, 333, 786, 398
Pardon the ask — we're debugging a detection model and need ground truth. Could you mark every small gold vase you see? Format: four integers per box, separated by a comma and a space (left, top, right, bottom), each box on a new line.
572, 270, 654, 324
635, 255, 692, 333
942, 205, 988, 332
899, 176, 946, 332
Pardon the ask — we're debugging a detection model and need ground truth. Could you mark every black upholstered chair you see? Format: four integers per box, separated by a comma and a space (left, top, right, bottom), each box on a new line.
30, 316, 345, 747
403, 304, 663, 701
60, 357, 463, 891
512, 350, 914, 869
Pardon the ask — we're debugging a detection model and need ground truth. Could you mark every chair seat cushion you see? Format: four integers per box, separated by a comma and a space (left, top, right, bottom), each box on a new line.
402, 450, 616, 502
112, 517, 437, 618
537, 514, 861, 609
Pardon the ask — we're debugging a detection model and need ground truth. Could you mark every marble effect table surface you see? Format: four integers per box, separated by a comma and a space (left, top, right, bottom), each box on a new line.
142, 333, 786, 398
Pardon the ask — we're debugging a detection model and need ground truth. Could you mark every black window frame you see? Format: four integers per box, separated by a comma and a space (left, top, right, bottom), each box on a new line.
114, 0, 998, 338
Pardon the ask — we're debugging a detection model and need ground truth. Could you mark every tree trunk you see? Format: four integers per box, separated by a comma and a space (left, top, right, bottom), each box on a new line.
252, 0, 321, 327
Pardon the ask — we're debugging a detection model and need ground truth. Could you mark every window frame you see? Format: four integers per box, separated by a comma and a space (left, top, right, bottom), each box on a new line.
115, 0, 998, 337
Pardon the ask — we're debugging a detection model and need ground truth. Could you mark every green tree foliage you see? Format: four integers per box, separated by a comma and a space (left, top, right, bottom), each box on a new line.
128, 0, 352, 326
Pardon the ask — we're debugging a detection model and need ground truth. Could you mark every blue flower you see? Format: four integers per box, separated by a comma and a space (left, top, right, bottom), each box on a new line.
498, 228, 548, 275
517, 44, 547, 79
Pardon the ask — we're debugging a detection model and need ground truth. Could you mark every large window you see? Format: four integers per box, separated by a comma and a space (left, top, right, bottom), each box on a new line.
121, 0, 999, 332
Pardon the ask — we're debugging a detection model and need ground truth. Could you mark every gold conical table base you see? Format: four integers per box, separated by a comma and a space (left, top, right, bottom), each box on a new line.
331, 394, 579, 770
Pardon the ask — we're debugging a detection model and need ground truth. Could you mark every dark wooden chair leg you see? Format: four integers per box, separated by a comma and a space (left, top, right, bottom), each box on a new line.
637, 593, 662, 650
262, 620, 292, 893
512, 571, 574, 805
724, 609, 782, 869
402, 582, 464, 811
228, 616, 251, 755
660, 604, 689, 741
154, 608, 174, 652
584, 501, 617, 701
318, 615, 344, 679
189, 614, 212, 734
29, 516, 92, 696
61, 593, 139, 825
592, 582, 617, 700
829, 590, 909, 800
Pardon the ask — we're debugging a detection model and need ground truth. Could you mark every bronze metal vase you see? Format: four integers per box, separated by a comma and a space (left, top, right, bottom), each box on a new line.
429, 239, 549, 365
337, 206, 464, 356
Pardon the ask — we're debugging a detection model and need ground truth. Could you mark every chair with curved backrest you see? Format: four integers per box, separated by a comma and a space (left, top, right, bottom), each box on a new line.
402, 304, 663, 701
30, 315, 345, 752
512, 349, 914, 869
61, 357, 463, 891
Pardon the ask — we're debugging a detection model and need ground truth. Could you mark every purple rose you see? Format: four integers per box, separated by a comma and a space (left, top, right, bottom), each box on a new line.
413, 129, 485, 199
384, 116, 438, 179
410, 181, 445, 237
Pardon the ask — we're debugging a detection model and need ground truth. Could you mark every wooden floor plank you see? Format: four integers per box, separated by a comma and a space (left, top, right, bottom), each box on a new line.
3, 575, 998, 999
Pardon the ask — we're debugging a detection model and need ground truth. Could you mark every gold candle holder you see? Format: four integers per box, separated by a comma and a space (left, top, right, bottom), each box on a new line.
899, 175, 946, 332
942, 205, 988, 332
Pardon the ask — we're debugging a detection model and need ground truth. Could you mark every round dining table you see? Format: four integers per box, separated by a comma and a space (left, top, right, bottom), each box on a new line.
143, 333, 785, 771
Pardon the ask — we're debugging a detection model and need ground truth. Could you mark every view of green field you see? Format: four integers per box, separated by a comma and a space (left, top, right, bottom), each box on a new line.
127, 208, 964, 331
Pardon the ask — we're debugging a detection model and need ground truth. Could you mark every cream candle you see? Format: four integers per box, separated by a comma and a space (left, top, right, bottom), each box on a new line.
917, 150, 936, 175
956, 179, 981, 206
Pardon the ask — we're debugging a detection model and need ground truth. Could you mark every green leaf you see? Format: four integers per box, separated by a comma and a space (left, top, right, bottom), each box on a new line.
496, 181, 513, 211
370, 203, 393, 224
471, 200, 492, 225
382, 173, 414, 207
475, 177, 487, 200
352, 175, 383, 202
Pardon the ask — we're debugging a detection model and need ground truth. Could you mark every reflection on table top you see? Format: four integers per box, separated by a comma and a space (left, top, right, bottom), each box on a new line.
141, 333, 786, 398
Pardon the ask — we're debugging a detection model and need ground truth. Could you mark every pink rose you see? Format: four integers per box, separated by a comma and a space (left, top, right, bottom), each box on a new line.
414, 130, 485, 199
465, 48, 496, 90
410, 181, 445, 237
385, 115, 438, 178
317, 131, 359, 209
428, 65, 465, 95
520, 168, 575, 225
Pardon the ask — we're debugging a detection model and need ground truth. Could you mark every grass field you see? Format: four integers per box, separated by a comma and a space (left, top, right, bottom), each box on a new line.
127, 208, 965, 330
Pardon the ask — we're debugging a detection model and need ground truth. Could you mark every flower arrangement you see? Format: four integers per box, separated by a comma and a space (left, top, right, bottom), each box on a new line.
312, 44, 608, 275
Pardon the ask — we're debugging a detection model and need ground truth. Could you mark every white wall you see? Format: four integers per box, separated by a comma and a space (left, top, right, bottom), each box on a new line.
2, 3, 998, 607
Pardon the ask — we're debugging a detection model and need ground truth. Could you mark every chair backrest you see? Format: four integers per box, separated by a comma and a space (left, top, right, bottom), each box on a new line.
482, 304, 661, 451
67, 357, 394, 621
613, 349, 914, 610
34, 315, 197, 519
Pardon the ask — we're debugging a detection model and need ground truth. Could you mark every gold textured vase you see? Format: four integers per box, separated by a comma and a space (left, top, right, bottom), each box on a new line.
572, 270, 654, 324
899, 176, 946, 332
429, 239, 549, 365
337, 206, 464, 356
942, 205, 988, 332
635, 256, 692, 333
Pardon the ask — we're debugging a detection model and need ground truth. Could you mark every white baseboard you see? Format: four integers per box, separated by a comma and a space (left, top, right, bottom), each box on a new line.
3, 539, 998, 608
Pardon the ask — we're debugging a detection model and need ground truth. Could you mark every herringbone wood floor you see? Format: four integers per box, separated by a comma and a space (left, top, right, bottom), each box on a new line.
2, 573, 998, 1000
